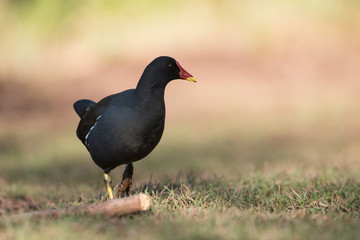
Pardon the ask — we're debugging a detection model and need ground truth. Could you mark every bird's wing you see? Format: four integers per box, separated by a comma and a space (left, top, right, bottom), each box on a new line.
76, 94, 117, 145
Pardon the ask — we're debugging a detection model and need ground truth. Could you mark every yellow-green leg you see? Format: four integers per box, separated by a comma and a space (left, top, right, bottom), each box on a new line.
103, 173, 114, 199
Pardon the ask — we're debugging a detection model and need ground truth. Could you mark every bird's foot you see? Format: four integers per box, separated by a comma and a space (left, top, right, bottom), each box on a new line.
117, 177, 132, 197
116, 163, 134, 197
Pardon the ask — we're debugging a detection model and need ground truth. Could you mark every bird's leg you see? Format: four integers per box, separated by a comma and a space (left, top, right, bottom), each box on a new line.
117, 163, 134, 197
103, 173, 114, 199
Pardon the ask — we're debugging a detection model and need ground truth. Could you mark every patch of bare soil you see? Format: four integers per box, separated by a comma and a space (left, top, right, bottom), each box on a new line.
0, 194, 40, 215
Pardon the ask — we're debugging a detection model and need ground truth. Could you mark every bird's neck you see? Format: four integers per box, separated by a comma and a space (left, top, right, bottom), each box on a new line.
135, 78, 166, 116
135, 72, 167, 97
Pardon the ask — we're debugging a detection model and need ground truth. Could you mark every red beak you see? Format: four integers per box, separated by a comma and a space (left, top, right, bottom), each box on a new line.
176, 61, 196, 82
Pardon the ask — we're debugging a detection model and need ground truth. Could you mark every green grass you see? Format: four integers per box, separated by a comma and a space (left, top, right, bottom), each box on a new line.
1, 171, 359, 240
1, 127, 359, 240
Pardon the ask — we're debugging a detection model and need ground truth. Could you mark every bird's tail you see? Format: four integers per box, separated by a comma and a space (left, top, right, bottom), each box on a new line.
73, 99, 96, 118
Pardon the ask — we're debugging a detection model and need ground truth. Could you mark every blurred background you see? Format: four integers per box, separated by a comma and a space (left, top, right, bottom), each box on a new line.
1, 0, 360, 198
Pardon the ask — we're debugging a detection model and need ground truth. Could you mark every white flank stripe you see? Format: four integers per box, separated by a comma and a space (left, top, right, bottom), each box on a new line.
85, 115, 102, 147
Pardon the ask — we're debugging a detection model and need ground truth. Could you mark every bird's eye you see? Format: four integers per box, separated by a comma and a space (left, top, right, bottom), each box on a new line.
168, 63, 175, 70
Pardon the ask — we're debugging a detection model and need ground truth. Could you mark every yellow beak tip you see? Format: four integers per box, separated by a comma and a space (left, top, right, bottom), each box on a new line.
186, 77, 197, 83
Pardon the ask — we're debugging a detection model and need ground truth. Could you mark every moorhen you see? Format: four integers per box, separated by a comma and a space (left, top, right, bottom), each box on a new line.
73, 56, 196, 199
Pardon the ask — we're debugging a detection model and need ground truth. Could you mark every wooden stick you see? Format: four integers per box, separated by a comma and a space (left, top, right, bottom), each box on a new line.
6, 193, 150, 221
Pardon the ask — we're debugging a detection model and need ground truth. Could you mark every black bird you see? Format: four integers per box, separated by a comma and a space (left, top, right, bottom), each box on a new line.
73, 56, 196, 199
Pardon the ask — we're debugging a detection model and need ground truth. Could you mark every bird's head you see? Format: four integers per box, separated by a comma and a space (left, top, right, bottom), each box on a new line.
137, 56, 196, 91
146, 56, 196, 84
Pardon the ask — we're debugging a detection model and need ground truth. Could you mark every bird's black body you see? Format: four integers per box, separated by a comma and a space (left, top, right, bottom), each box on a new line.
75, 88, 165, 173
74, 56, 195, 185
